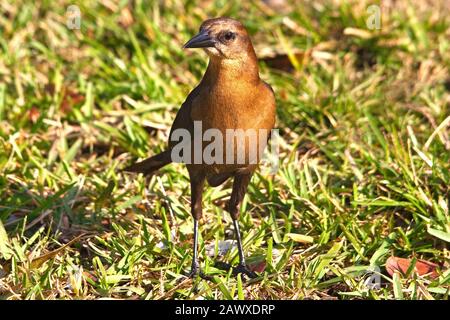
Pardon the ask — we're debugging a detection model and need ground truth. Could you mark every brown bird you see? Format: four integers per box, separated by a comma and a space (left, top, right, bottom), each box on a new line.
125, 17, 276, 278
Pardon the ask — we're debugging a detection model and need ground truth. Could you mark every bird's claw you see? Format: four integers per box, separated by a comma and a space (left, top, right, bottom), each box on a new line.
184, 269, 199, 279
183, 263, 212, 281
214, 261, 259, 279
184, 261, 200, 278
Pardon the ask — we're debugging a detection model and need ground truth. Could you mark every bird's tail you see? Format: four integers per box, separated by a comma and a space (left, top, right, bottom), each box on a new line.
123, 150, 172, 175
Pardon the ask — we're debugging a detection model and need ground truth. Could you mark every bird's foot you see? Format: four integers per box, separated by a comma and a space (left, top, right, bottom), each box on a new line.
184, 269, 199, 279
184, 261, 200, 278
233, 264, 258, 279
215, 261, 258, 279
183, 262, 212, 281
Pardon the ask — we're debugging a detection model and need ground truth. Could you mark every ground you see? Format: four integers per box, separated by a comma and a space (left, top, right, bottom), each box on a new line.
0, 0, 449, 299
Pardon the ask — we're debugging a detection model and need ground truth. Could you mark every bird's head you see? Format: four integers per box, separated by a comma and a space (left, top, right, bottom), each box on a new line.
183, 18, 255, 62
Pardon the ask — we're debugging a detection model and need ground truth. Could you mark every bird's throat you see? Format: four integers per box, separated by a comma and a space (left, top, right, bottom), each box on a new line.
205, 56, 260, 86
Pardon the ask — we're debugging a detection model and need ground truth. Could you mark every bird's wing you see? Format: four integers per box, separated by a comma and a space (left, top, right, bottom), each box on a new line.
168, 85, 201, 149
262, 80, 275, 95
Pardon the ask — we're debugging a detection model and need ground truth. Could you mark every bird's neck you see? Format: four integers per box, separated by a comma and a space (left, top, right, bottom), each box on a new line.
204, 52, 260, 86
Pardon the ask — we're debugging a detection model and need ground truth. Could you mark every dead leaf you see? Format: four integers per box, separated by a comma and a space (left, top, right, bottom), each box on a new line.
30, 234, 85, 269
83, 270, 98, 282
286, 233, 314, 243
119, 7, 134, 28
247, 260, 266, 273
60, 88, 85, 114
386, 256, 439, 279
29, 106, 40, 123
282, 16, 310, 36
344, 27, 374, 39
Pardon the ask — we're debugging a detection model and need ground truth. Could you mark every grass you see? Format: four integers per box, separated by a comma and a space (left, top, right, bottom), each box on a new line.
0, 0, 449, 300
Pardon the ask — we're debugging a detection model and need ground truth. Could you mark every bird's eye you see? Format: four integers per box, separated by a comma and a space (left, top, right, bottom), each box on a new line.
223, 31, 236, 42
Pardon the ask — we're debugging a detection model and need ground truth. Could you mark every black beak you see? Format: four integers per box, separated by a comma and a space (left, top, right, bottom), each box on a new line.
183, 31, 216, 49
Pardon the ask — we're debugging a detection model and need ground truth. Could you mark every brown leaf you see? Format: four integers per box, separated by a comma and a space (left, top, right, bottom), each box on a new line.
119, 7, 134, 28
30, 234, 85, 269
101, 218, 111, 227
247, 260, 266, 273
386, 256, 439, 279
29, 106, 40, 123
60, 88, 85, 114
83, 271, 98, 282
44, 83, 55, 95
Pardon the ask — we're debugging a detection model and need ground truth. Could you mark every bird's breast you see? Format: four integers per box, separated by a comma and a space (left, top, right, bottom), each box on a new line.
191, 83, 272, 131
184, 80, 275, 176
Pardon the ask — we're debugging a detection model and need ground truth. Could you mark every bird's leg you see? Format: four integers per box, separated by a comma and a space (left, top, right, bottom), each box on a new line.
185, 175, 207, 279
189, 219, 200, 277
228, 173, 257, 279
232, 219, 257, 278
